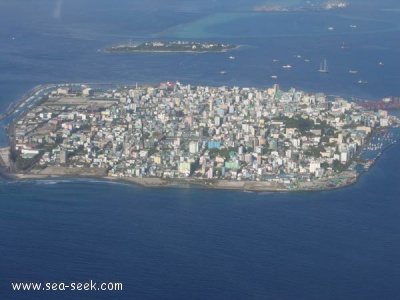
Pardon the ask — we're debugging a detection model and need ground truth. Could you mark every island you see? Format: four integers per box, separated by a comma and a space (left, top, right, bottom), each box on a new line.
104, 41, 238, 53
254, 1, 349, 12
1, 82, 399, 191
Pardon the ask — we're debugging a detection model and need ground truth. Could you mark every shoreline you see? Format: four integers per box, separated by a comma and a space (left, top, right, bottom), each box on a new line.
102, 46, 241, 54
6, 167, 359, 193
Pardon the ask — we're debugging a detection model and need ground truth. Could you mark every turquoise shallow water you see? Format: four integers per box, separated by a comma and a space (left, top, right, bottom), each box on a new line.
1, 1, 400, 299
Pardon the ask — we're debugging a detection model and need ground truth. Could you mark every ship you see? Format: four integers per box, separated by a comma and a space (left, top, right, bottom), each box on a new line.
229, 56, 235, 60
318, 59, 329, 73
349, 70, 358, 74
282, 65, 292, 69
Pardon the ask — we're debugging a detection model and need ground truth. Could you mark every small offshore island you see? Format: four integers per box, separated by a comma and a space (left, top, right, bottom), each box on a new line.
104, 41, 238, 53
254, 1, 349, 12
1, 82, 400, 192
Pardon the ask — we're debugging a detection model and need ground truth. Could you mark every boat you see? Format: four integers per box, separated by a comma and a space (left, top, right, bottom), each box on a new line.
379, 61, 384, 66
282, 65, 292, 69
358, 80, 368, 84
219, 70, 226, 75
304, 59, 310, 62
349, 70, 358, 74
350, 25, 357, 28
318, 59, 329, 73
328, 27, 334, 31
229, 56, 235, 60
271, 75, 278, 79
272, 59, 279, 62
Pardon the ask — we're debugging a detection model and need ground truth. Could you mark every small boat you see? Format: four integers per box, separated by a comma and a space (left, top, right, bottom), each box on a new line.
358, 80, 368, 84
328, 27, 334, 31
304, 59, 310, 62
379, 61, 384, 66
229, 56, 235, 60
350, 25, 357, 28
272, 59, 279, 62
349, 70, 358, 74
282, 65, 292, 69
219, 70, 226, 75
271, 75, 278, 79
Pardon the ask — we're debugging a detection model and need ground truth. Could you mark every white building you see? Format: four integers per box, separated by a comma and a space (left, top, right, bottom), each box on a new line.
189, 141, 199, 154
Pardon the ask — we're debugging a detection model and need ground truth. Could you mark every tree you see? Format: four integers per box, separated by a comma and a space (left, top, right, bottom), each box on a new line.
10, 149, 20, 162
321, 162, 329, 170
209, 148, 219, 159
202, 127, 209, 137
332, 159, 344, 172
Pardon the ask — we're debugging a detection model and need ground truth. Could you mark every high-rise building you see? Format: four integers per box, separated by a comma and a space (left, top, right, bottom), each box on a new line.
189, 142, 199, 154
209, 97, 213, 111
60, 150, 68, 164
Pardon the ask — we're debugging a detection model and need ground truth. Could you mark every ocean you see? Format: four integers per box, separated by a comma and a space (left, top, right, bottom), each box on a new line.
1, 1, 400, 299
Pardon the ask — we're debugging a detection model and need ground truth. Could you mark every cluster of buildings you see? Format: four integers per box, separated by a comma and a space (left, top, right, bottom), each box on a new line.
12, 82, 398, 187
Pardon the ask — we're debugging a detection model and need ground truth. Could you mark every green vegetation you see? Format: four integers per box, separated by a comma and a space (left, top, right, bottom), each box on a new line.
147, 147, 157, 157
304, 145, 325, 158
16, 153, 43, 171
208, 147, 240, 160
332, 159, 344, 172
9, 148, 19, 162
274, 116, 314, 134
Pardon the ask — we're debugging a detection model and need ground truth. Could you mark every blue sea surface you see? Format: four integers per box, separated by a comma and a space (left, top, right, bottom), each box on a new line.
1, 1, 400, 299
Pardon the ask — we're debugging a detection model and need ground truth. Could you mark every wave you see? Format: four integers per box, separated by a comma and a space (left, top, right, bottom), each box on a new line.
29, 177, 134, 188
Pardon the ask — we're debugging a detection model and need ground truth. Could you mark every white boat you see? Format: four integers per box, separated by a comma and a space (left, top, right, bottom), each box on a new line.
229, 56, 235, 60
282, 65, 292, 69
271, 75, 278, 79
379, 61, 384, 66
318, 59, 329, 73
272, 59, 279, 62
358, 80, 368, 84
219, 70, 226, 75
349, 70, 358, 74
328, 27, 334, 31
350, 25, 357, 28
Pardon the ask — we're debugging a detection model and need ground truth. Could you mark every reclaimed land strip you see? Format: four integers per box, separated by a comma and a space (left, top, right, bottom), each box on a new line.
0, 83, 112, 121
0, 147, 10, 168
10, 171, 357, 192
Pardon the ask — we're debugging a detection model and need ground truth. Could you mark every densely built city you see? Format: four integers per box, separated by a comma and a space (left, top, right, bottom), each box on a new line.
7, 82, 399, 190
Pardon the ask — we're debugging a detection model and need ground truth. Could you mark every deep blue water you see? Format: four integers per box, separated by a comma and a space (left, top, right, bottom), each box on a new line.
1, 1, 400, 299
